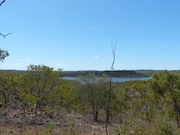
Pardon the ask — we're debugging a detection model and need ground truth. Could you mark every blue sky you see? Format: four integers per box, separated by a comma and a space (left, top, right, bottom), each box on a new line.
0, 0, 180, 71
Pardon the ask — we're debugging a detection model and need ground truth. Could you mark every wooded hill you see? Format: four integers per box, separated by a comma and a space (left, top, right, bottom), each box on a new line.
62, 70, 180, 77
1, 69, 180, 78
61, 70, 147, 77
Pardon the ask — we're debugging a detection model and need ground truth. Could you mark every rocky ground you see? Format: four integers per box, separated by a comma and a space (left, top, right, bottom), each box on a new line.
0, 107, 116, 135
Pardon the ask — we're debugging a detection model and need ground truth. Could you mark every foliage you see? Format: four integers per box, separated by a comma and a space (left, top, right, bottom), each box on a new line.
0, 67, 180, 134
155, 115, 175, 135
20, 64, 61, 113
0, 49, 9, 62
46, 80, 77, 112
131, 81, 156, 123
108, 83, 129, 123
76, 74, 109, 122
150, 71, 180, 128
0, 72, 22, 107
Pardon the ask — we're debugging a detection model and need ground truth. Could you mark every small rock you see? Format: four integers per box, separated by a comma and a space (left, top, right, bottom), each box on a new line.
2, 110, 7, 116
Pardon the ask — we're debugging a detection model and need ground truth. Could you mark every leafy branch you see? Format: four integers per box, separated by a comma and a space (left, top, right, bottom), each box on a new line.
0, 49, 9, 62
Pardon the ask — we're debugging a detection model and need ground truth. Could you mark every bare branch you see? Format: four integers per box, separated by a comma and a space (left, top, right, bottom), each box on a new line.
0, 0, 12, 38
110, 39, 117, 71
0, 0, 5, 6
0, 33, 12, 38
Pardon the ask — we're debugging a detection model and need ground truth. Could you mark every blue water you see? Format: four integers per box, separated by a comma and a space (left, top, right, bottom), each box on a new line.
111, 77, 151, 82
61, 77, 151, 82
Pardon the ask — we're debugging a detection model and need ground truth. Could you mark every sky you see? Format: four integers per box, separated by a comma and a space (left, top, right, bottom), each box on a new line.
0, 0, 180, 71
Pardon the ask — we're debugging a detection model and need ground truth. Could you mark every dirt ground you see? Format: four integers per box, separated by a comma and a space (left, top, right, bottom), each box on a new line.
0, 107, 116, 135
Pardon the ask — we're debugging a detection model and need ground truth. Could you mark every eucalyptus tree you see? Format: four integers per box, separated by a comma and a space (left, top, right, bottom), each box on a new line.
150, 71, 180, 128
0, 72, 10, 107
45, 79, 77, 111
23, 64, 61, 113
109, 83, 129, 123
0, 72, 21, 107
77, 74, 109, 122
131, 81, 156, 124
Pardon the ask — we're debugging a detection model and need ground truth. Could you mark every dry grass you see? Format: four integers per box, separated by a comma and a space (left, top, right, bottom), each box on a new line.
0, 112, 115, 135
0, 123, 114, 135
0, 110, 180, 135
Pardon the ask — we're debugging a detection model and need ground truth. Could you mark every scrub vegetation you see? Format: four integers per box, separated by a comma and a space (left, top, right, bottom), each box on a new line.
0, 60, 180, 134
1, 1, 180, 134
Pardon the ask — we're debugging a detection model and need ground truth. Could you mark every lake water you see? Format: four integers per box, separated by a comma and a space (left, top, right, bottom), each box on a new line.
61, 77, 151, 82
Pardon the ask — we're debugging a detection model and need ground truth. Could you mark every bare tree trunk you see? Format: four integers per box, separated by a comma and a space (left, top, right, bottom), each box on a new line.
106, 40, 117, 135
94, 110, 99, 122
2, 89, 7, 107
2, 86, 8, 107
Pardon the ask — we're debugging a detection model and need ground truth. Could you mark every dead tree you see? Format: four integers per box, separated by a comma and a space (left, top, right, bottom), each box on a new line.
105, 40, 117, 135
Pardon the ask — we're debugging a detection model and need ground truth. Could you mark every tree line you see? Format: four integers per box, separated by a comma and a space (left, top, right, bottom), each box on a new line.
0, 64, 179, 134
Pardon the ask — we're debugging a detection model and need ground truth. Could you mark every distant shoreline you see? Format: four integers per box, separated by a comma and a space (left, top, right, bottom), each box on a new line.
61, 70, 180, 78
0, 69, 179, 78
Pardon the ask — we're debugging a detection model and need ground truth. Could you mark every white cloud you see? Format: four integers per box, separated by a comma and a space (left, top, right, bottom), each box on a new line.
94, 55, 99, 58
